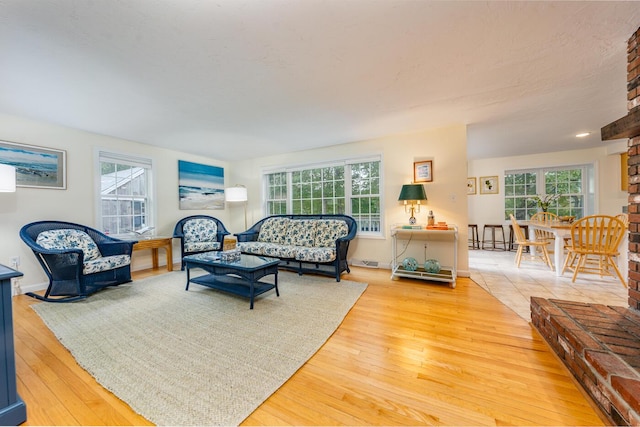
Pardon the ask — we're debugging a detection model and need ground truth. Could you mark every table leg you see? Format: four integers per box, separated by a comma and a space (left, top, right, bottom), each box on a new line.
151, 248, 159, 269
165, 244, 173, 272
553, 234, 564, 276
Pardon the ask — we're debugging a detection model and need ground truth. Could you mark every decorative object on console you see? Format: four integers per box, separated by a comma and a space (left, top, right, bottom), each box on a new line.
428, 210, 435, 226
479, 176, 499, 194
413, 160, 433, 183
0, 140, 66, 189
402, 257, 418, 271
398, 183, 427, 225
0, 163, 16, 192
424, 259, 441, 274
225, 184, 248, 229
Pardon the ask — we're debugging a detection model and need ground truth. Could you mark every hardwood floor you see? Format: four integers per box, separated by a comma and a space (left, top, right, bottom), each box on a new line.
12, 266, 605, 426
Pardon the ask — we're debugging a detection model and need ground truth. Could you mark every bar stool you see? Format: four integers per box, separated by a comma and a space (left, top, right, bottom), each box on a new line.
482, 224, 506, 250
508, 224, 529, 252
468, 224, 480, 249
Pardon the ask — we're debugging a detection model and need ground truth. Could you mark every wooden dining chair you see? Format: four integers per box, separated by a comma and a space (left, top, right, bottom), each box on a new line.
509, 215, 554, 270
530, 211, 559, 249
561, 214, 627, 287
616, 213, 629, 227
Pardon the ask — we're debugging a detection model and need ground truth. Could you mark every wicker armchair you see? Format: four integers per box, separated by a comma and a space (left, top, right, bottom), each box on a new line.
19, 221, 137, 302
173, 215, 230, 270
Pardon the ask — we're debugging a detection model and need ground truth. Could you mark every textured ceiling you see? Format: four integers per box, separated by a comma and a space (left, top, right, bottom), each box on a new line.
0, 0, 639, 161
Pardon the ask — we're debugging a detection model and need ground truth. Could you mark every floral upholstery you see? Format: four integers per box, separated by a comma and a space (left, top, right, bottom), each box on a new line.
83, 255, 131, 275
36, 229, 131, 275
296, 247, 336, 263
184, 240, 221, 252
37, 229, 102, 261
284, 220, 317, 247
314, 220, 348, 247
258, 217, 290, 244
183, 218, 218, 245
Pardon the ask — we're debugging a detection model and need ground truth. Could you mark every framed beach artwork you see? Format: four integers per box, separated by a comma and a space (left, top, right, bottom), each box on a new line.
413, 160, 433, 183
467, 177, 476, 195
178, 160, 225, 210
480, 176, 499, 194
0, 140, 66, 189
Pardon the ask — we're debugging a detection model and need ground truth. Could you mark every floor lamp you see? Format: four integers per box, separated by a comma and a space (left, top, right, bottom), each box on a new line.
225, 185, 248, 229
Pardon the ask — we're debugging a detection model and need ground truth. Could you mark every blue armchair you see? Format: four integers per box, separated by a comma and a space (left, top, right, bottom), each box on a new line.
19, 221, 137, 302
173, 215, 230, 270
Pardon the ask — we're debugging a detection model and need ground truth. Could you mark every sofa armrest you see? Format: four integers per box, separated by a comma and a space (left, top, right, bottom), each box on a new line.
235, 231, 259, 243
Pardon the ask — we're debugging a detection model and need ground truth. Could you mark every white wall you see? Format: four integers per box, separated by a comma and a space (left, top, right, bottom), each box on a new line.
229, 124, 471, 275
467, 142, 628, 233
0, 113, 230, 290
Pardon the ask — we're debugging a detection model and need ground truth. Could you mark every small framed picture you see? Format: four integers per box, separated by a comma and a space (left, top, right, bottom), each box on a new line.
467, 177, 476, 195
413, 160, 433, 183
480, 176, 499, 194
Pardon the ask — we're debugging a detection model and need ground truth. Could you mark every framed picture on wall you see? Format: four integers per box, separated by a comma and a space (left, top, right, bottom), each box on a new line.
467, 177, 476, 195
413, 160, 433, 183
0, 140, 66, 189
178, 160, 225, 210
480, 176, 499, 194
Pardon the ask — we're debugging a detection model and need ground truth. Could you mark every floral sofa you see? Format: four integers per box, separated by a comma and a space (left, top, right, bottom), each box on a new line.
235, 214, 357, 281
173, 215, 230, 270
19, 220, 136, 302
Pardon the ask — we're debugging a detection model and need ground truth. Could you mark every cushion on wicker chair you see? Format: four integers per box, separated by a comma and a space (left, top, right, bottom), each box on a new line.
36, 229, 102, 261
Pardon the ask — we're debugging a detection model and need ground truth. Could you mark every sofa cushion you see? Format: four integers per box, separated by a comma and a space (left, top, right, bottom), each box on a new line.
238, 241, 268, 255
37, 229, 102, 261
262, 244, 299, 259
295, 247, 336, 263
184, 241, 221, 252
258, 217, 290, 244
183, 218, 218, 244
284, 220, 317, 247
83, 254, 131, 275
314, 219, 349, 248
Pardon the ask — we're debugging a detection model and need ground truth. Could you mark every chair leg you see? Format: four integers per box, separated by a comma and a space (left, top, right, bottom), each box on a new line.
541, 247, 553, 270
607, 255, 627, 287
515, 245, 523, 267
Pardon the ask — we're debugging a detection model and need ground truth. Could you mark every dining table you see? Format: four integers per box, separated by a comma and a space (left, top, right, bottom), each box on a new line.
524, 219, 628, 281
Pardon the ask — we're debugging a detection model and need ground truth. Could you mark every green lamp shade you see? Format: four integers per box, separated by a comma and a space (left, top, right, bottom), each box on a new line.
398, 184, 427, 201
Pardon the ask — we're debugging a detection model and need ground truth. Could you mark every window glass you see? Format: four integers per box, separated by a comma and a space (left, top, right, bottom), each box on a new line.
98, 152, 153, 235
264, 158, 381, 235
504, 165, 590, 220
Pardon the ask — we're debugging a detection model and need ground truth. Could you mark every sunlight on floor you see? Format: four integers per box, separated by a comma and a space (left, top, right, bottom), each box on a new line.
469, 249, 628, 322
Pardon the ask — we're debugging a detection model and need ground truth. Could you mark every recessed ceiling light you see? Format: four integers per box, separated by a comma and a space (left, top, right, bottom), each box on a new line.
575, 132, 590, 138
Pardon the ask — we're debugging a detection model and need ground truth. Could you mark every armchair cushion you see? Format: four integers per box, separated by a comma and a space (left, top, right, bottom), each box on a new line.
36, 229, 102, 261
83, 254, 131, 275
183, 218, 218, 243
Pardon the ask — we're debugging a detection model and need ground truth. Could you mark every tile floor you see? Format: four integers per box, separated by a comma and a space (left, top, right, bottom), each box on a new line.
469, 248, 629, 322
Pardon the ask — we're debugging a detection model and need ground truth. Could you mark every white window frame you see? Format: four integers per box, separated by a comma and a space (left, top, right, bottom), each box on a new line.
504, 163, 595, 220
263, 155, 384, 237
94, 149, 156, 237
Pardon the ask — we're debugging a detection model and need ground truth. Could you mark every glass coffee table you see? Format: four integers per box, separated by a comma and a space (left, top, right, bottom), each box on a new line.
183, 252, 280, 309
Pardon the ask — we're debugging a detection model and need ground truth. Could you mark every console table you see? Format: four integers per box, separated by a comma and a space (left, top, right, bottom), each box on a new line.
133, 236, 173, 272
391, 226, 458, 288
0, 265, 26, 425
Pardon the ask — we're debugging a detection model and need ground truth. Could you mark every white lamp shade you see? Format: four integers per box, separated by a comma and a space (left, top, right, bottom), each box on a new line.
0, 164, 16, 192
225, 186, 247, 202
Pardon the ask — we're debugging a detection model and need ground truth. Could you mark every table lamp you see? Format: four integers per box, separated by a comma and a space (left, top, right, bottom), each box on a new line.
398, 184, 427, 225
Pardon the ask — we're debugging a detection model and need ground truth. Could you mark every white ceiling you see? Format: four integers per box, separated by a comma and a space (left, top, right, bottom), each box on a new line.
1, 0, 639, 162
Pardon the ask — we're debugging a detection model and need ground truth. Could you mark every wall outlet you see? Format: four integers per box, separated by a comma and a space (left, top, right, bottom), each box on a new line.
10, 256, 20, 268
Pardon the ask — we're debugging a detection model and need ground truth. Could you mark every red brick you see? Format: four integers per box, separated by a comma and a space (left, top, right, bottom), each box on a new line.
612, 376, 640, 414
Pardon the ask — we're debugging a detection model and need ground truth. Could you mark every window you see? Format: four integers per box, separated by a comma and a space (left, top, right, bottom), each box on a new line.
97, 151, 154, 235
264, 158, 382, 235
505, 165, 593, 221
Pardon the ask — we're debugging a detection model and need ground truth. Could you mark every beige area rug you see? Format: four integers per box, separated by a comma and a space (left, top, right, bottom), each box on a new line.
33, 271, 368, 426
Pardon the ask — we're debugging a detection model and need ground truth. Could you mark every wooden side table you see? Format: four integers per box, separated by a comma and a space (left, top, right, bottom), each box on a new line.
133, 236, 174, 272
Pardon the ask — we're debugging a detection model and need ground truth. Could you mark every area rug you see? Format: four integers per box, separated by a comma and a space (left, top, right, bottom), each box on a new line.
32, 271, 368, 426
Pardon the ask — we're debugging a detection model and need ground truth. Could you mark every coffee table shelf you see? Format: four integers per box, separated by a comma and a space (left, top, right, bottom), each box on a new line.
189, 274, 276, 300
